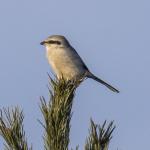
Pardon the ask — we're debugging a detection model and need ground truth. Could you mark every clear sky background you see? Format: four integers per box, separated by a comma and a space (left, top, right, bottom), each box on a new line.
0, 0, 150, 149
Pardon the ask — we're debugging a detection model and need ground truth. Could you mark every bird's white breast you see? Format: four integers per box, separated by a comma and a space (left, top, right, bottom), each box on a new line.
46, 46, 85, 80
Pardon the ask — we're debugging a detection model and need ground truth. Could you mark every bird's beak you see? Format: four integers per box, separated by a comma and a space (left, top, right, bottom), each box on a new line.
40, 41, 45, 45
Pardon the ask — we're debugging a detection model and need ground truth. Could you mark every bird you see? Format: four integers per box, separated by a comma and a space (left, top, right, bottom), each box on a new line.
40, 35, 119, 93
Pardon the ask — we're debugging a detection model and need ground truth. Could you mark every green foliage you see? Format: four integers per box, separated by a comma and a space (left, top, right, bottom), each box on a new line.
0, 77, 116, 150
0, 107, 32, 150
39, 77, 77, 150
85, 120, 115, 150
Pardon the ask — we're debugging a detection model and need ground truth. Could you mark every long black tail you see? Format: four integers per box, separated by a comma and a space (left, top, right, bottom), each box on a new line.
87, 73, 119, 93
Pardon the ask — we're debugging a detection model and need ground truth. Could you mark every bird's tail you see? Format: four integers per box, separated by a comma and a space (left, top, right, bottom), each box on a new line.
87, 72, 119, 93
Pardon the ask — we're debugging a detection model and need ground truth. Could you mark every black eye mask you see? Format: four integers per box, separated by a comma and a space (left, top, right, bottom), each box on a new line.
48, 40, 61, 45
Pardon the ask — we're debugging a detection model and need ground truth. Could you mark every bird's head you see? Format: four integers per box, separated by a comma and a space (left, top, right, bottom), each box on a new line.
40, 35, 70, 48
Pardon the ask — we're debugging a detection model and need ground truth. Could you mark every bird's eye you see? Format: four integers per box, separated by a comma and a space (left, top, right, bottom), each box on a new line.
48, 40, 61, 45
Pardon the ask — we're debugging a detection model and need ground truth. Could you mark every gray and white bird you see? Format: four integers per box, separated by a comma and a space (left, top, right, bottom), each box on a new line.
40, 35, 119, 93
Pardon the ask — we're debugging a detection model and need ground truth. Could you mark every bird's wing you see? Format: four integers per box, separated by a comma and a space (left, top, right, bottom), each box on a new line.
70, 46, 89, 70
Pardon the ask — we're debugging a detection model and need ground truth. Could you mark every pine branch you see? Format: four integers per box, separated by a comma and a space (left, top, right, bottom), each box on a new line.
39, 77, 78, 150
0, 107, 32, 150
0, 75, 116, 150
85, 119, 115, 150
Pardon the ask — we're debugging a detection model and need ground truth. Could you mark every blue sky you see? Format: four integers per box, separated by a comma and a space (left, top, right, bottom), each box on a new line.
0, 0, 150, 149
